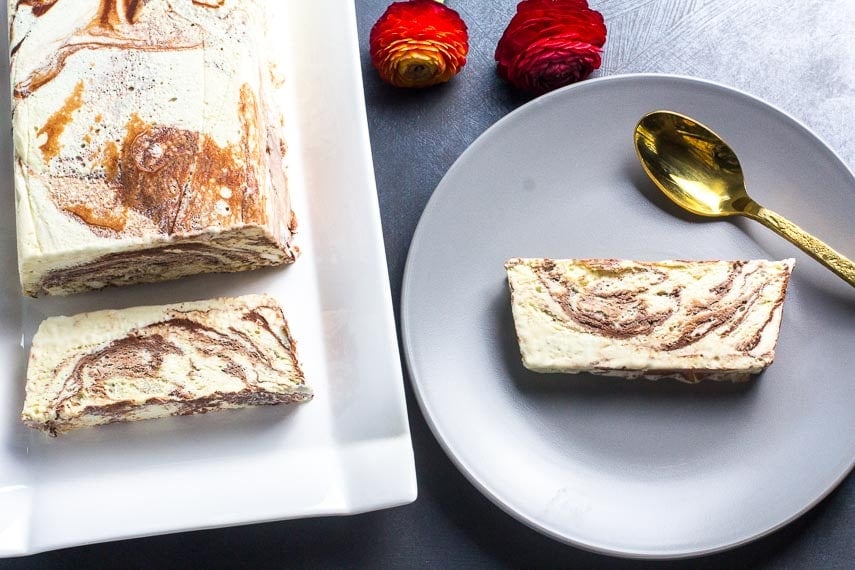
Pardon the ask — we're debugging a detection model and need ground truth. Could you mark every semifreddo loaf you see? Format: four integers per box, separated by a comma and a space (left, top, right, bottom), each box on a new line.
10, 0, 297, 296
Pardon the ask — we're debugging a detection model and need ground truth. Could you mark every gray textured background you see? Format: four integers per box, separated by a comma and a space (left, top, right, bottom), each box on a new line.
599, 0, 854, 169
2, 1, 852, 567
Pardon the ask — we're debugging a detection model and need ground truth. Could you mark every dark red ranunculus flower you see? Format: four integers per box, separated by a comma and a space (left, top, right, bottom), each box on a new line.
495, 0, 607, 95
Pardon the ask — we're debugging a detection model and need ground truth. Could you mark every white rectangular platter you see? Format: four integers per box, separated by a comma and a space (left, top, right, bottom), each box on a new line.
0, 1, 416, 556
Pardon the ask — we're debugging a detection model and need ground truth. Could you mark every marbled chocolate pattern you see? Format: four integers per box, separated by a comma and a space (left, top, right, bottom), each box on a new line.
505, 258, 794, 382
527, 259, 787, 352
37, 230, 294, 296
22, 294, 311, 435
11, 0, 296, 296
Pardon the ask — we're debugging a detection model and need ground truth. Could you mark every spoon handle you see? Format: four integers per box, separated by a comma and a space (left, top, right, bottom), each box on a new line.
748, 205, 855, 287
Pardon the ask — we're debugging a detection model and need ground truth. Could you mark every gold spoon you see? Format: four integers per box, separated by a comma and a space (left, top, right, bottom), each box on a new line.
634, 110, 855, 287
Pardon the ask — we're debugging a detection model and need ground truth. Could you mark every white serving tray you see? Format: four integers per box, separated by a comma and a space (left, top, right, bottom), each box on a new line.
0, 1, 416, 556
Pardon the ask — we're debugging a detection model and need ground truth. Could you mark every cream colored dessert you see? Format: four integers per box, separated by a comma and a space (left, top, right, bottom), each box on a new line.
22, 294, 311, 435
10, 0, 296, 296
505, 258, 794, 383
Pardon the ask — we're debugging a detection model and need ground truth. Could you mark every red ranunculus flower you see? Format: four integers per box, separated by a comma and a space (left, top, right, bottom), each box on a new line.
370, 0, 469, 88
495, 0, 607, 95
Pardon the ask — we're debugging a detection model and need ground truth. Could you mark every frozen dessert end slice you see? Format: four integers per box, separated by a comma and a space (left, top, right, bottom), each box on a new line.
22, 294, 312, 436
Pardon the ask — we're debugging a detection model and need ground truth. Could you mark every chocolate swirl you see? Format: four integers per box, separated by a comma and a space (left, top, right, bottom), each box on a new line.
17, 0, 60, 16
535, 259, 677, 338
516, 258, 791, 354
36, 234, 295, 297
36, 297, 310, 435
106, 87, 266, 235
13, 0, 207, 98
28, 84, 276, 245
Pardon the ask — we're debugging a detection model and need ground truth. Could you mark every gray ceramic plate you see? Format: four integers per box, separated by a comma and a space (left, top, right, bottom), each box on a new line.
401, 74, 855, 559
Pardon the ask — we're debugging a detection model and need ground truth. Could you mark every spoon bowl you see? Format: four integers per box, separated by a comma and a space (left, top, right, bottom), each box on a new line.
633, 110, 855, 287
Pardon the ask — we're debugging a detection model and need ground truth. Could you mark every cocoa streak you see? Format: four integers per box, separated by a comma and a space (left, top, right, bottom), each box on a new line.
530, 260, 774, 352
17, 0, 59, 16
49, 305, 304, 420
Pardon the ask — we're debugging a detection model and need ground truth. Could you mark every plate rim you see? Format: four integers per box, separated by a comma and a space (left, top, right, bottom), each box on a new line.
400, 72, 855, 560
